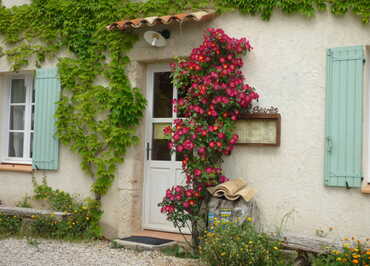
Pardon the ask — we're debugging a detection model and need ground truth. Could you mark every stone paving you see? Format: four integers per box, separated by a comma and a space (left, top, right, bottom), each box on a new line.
0, 238, 199, 266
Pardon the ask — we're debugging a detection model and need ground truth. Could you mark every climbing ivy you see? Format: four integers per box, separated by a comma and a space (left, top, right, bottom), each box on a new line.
216, 0, 370, 23
0, 0, 368, 199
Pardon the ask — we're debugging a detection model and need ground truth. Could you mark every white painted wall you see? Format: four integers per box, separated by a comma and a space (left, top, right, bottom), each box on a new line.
1, 0, 370, 241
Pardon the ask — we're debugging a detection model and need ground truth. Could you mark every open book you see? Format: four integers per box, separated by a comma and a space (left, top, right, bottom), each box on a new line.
207, 178, 256, 201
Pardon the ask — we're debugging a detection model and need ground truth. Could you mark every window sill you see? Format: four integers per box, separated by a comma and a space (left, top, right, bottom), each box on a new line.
0, 164, 33, 173
361, 182, 370, 194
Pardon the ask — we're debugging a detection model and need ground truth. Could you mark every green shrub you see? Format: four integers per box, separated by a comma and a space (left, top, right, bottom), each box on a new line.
0, 215, 22, 236
16, 196, 32, 208
30, 178, 103, 240
312, 238, 370, 265
0, 178, 103, 240
199, 218, 286, 266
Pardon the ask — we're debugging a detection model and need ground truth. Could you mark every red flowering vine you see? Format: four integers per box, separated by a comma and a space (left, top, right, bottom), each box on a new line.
158, 28, 258, 248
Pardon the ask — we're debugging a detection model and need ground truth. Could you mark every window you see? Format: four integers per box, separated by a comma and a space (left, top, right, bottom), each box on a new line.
0, 68, 60, 170
4, 75, 34, 164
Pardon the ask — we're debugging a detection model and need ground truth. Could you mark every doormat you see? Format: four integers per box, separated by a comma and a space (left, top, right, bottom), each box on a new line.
114, 235, 176, 250
120, 236, 174, 246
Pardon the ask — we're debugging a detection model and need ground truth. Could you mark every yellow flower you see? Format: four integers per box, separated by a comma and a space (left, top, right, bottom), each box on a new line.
366, 251, 370, 255
352, 259, 359, 264
352, 254, 360, 258
336, 257, 342, 261
247, 217, 253, 222
273, 247, 278, 250
221, 252, 226, 256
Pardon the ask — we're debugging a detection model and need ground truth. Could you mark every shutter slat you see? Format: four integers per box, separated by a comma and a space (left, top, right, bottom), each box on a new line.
324, 46, 364, 188
32, 68, 60, 170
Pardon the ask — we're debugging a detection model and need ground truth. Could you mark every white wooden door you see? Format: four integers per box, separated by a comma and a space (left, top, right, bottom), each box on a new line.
143, 64, 186, 232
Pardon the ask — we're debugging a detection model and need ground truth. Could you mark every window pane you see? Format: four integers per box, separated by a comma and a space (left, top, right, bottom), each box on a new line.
153, 72, 173, 118
9, 106, 25, 130
8, 132, 24, 157
11, 79, 26, 103
31, 105, 35, 130
30, 133, 33, 158
32, 87, 35, 103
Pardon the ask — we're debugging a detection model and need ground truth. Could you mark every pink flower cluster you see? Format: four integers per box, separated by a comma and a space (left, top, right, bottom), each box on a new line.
160, 185, 204, 215
159, 28, 258, 221
172, 30, 258, 122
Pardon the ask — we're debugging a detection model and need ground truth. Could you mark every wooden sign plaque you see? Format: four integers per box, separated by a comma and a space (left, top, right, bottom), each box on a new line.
235, 113, 281, 146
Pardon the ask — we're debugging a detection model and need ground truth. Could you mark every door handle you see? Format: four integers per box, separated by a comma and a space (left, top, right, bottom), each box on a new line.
146, 142, 151, 160
326, 137, 333, 153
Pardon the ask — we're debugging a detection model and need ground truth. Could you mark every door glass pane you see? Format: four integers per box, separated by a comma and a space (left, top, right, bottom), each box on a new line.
11, 79, 26, 103
8, 132, 24, 157
152, 123, 171, 161
9, 106, 25, 130
153, 72, 173, 118
176, 152, 185, 162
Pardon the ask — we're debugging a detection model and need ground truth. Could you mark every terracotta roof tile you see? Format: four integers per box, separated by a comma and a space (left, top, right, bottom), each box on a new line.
107, 10, 216, 31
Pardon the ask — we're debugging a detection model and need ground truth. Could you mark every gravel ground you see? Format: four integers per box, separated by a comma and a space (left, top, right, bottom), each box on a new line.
0, 238, 199, 266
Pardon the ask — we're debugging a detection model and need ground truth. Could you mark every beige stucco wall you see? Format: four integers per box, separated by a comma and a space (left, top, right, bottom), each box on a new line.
215, 12, 370, 240
1, 0, 30, 8
0, 0, 128, 238
126, 11, 370, 241
1, 0, 370, 241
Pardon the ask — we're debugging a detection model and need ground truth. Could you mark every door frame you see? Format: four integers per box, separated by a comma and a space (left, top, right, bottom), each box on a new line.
142, 63, 183, 232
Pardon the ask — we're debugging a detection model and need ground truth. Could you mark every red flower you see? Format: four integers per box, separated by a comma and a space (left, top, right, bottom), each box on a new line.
194, 169, 202, 176
185, 190, 193, 197
176, 145, 184, 152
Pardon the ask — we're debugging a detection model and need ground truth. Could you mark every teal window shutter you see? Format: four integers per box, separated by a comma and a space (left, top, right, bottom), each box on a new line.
324, 46, 365, 188
32, 68, 61, 170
